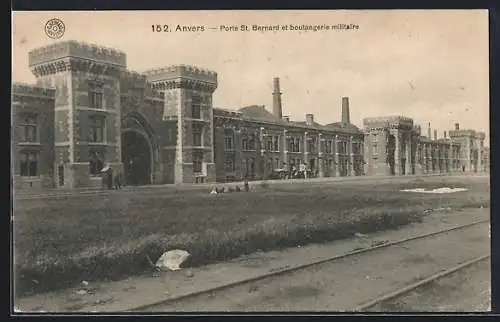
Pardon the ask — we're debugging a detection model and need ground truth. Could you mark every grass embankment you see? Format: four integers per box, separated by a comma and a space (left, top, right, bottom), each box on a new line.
14, 177, 490, 296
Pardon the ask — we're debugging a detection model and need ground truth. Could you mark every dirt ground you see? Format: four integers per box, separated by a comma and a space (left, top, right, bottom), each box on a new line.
367, 257, 491, 312
15, 207, 489, 312
139, 216, 490, 312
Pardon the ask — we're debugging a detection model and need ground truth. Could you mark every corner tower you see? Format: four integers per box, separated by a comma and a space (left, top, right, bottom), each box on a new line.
29, 41, 127, 188
145, 65, 218, 183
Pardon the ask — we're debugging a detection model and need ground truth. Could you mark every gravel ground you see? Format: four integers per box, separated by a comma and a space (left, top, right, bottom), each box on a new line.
141, 217, 490, 312
366, 257, 491, 312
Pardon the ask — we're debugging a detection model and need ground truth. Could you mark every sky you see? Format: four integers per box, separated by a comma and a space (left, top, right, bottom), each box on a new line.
12, 10, 490, 145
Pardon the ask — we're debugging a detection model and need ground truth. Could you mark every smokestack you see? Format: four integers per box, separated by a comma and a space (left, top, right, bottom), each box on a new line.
341, 97, 350, 124
444, 131, 447, 139
306, 114, 314, 125
434, 130, 437, 140
455, 123, 460, 130
272, 77, 283, 119
427, 122, 431, 138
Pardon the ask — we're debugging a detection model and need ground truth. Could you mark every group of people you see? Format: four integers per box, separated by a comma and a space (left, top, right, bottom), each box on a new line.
102, 167, 123, 190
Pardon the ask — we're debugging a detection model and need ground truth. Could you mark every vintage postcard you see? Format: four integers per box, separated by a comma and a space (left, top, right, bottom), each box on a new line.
12, 10, 490, 313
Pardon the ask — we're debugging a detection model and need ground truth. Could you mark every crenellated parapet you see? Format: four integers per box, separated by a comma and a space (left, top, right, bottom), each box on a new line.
448, 129, 477, 138
363, 116, 414, 131
29, 40, 127, 77
118, 70, 164, 102
12, 83, 56, 101
120, 70, 148, 85
144, 65, 218, 93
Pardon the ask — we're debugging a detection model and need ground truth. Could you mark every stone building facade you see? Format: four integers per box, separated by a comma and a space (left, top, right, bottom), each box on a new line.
11, 40, 489, 190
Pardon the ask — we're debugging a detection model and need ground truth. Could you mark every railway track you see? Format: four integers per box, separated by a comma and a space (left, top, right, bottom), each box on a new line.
130, 218, 490, 312
353, 253, 490, 312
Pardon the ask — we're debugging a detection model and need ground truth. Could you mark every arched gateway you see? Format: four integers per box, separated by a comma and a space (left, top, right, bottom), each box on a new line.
121, 112, 159, 185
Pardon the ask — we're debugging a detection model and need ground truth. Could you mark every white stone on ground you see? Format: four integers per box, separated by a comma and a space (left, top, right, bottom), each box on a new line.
400, 187, 468, 194
155, 249, 191, 271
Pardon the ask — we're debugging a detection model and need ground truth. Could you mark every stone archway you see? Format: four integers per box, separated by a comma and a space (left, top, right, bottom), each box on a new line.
121, 112, 158, 186
122, 129, 151, 185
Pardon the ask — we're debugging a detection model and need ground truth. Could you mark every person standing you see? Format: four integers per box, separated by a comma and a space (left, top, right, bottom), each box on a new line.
114, 171, 122, 190
106, 168, 113, 190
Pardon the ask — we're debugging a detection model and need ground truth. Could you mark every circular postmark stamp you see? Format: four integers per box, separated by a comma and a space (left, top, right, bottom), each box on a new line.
45, 18, 66, 39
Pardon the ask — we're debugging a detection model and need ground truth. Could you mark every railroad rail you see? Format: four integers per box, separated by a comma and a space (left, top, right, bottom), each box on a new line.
129, 219, 490, 312
353, 253, 490, 311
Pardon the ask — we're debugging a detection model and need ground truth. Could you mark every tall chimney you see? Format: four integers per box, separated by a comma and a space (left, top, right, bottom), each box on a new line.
341, 97, 350, 124
306, 114, 314, 125
272, 77, 283, 119
443, 131, 447, 139
434, 130, 437, 140
455, 123, 460, 130
427, 122, 431, 138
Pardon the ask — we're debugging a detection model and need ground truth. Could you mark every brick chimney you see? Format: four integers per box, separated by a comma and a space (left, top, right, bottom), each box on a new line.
272, 77, 283, 119
455, 123, 460, 130
444, 131, 447, 139
341, 97, 350, 124
434, 130, 437, 140
427, 122, 431, 138
306, 114, 314, 125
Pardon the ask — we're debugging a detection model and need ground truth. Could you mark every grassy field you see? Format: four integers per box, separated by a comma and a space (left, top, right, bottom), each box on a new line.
14, 176, 490, 296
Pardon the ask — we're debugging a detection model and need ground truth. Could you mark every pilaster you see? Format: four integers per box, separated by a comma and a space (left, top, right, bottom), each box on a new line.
405, 133, 412, 175
318, 133, 324, 177
349, 136, 355, 176
334, 135, 340, 177
394, 129, 401, 175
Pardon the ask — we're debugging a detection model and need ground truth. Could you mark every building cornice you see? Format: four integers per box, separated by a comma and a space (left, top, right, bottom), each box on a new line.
150, 79, 217, 93
30, 57, 125, 77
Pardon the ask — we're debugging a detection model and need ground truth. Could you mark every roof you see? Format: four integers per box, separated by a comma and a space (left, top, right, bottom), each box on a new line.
238, 105, 287, 125
325, 122, 362, 134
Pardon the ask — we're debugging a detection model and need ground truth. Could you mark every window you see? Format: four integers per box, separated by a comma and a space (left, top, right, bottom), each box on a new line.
89, 81, 104, 109
20, 151, 38, 176
267, 159, 273, 173
338, 141, 347, 154
275, 158, 280, 170
325, 140, 333, 154
192, 125, 202, 146
193, 152, 203, 173
89, 151, 104, 175
289, 138, 300, 153
19, 115, 38, 142
191, 96, 202, 119
266, 139, 273, 151
224, 153, 235, 172
243, 134, 255, 150
241, 159, 248, 177
89, 116, 105, 142
224, 130, 234, 150
272, 136, 280, 152
352, 142, 362, 155
308, 138, 316, 153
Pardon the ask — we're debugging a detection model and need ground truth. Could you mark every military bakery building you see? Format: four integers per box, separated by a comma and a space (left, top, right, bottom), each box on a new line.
11, 41, 489, 189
